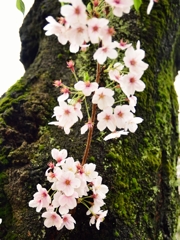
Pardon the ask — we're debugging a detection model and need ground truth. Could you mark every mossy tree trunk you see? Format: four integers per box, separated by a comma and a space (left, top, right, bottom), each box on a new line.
0, 0, 179, 239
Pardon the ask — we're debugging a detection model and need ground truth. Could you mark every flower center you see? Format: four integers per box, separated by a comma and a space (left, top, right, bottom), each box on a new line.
117, 111, 123, 117
99, 92, 105, 99
74, 6, 80, 15
64, 109, 70, 115
42, 192, 47, 197
130, 77, 135, 83
93, 25, 98, 32
104, 115, 110, 120
65, 179, 71, 185
130, 59, 136, 66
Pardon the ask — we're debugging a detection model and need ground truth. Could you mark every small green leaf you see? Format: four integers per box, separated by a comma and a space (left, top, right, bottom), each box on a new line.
84, 72, 89, 81
133, 0, 142, 11
16, 0, 25, 15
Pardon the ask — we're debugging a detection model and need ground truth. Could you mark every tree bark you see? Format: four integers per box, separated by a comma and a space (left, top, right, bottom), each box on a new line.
0, 0, 179, 239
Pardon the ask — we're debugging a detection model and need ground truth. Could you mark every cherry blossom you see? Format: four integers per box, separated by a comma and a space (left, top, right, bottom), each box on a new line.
58, 87, 70, 102
46, 166, 62, 183
114, 105, 133, 129
93, 41, 118, 64
97, 107, 116, 132
61, 0, 87, 27
51, 148, 67, 164
61, 214, 76, 230
124, 116, 143, 133
87, 17, 109, 44
123, 45, 148, 74
74, 81, 98, 96
117, 39, 132, 50
29, 184, 51, 212
49, 101, 78, 134
67, 23, 89, 53
43, 16, 68, 45
42, 211, 63, 230
92, 176, 109, 199
120, 72, 146, 97
62, 157, 77, 173
105, 0, 133, 17
90, 210, 108, 230
100, 26, 116, 45
92, 87, 115, 110
83, 163, 98, 182
56, 171, 81, 196
58, 192, 78, 214
108, 62, 124, 82
0, 218, 2, 224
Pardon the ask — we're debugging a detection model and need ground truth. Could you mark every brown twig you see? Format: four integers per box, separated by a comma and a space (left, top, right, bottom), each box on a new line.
81, 63, 101, 165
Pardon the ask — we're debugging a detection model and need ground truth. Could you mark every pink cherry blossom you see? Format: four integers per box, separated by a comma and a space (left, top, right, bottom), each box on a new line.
92, 87, 115, 110
61, 214, 76, 230
120, 72, 146, 97
87, 17, 109, 44
92, 193, 105, 207
92, 210, 108, 230
97, 107, 116, 132
74, 81, 98, 96
93, 41, 118, 64
56, 171, 80, 196
92, 176, 109, 199
42, 211, 63, 230
123, 45, 148, 74
29, 184, 51, 212
62, 157, 77, 173
117, 39, 132, 50
104, 130, 128, 141
83, 163, 98, 182
61, 0, 87, 27
68, 99, 83, 120
100, 26, 116, 45
58, 192, 78, 214
105, 0, 133, 17
43, 16, 68, 45
58, 87, 70, 102
124, 117, 143, 133
68, 23, 89, 53
51, 148, 68, 164
49, 101, 78, 134
114, 105, 133, 129
108, 62, 124, 82
46, 166, 62, 182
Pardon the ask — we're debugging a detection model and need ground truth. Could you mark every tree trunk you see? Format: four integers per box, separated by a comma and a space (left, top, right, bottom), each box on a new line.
0, 0, 179, 239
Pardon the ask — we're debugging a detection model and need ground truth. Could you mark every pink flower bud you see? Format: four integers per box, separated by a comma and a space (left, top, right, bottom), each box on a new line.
53, 80, 62, 87
67, 60, 75, 72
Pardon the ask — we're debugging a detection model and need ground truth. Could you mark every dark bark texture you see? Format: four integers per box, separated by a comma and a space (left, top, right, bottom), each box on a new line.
0, 0, 180, 239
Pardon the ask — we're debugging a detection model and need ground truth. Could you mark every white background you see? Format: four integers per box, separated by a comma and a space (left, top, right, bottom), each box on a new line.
0, 1, 179, 124
0, 0, 34, 96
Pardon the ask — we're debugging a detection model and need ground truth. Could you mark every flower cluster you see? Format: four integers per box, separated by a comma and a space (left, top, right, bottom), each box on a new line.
29, 148, 108, 230
44, 0, 148, 140
44, 0, 133, 55
49, 40, 147, 140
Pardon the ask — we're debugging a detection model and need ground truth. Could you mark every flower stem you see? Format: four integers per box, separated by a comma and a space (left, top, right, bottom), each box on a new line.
82, 63, 101, 165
